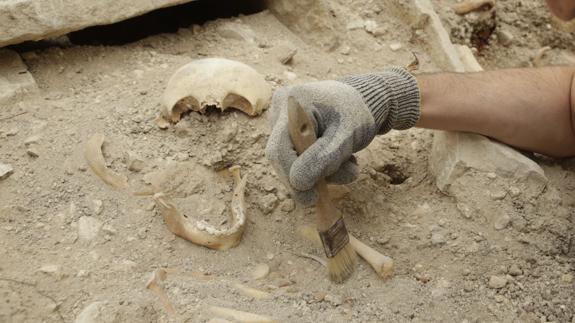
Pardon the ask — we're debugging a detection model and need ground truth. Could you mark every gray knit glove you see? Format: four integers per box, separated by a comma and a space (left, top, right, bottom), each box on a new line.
265, 67, 420, 205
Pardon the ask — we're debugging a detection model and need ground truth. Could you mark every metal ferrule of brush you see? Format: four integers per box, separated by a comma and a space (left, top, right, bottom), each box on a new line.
318, 217, 350, 258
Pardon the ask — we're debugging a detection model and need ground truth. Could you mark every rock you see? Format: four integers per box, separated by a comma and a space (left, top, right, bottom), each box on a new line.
0, 49, 38, 103
75, 301, 118, 323
260, 194, 278, 214
324, 294, 343, 306
389, 42, 403, 51
561, 273, 573, 283
39, 264, 60, 274
456, 202, 475, 219
124, 151, 144, 172
26, 148, 39, 158
493, 213, 511, 230
430, 131, 547, 198
0, 163, 14, 180
508, 264, 522, 276
0, 0, 202, 48
250, 263, 270, 280
24, 135, 41, 146
92, 200, 103, 215
431, 232, 447, 246
364, 20, 378, 34
488, 275, 507, 289
497, 29, 514, 46
280, 199, 295, 212
283, 71, 297, 81
78, 216, 102, 242
346, 20, 365, 30
339, 46, 351, 55
490, 188, 507, 200
271, 41, 298, 64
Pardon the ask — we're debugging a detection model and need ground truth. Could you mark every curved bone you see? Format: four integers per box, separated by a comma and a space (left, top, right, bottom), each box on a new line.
162, 58, 272, 122
84, 133, 129, 189
153, 166, 247, 250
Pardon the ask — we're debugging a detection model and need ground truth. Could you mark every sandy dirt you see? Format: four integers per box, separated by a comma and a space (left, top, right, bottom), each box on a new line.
0, 0, 573, 322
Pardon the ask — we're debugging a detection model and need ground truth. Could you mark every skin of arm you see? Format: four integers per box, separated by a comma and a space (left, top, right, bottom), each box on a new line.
546, 0, 575, 21
415, 67, 575, 158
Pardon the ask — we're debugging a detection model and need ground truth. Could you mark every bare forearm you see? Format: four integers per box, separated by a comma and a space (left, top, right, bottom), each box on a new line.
416, 67, 575, 157
546, 0, 575, 21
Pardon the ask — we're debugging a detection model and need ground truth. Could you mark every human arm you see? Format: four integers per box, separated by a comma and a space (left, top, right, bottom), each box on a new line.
546, 0, 575, 21
416, 66, 575, 157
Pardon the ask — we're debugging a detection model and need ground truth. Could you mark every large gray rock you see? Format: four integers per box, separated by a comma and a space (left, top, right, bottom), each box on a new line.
430, 130, 547, 198
0, 0, 195, 48
0, 49, 37, 103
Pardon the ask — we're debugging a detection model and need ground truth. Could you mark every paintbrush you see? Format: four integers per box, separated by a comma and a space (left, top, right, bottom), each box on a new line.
287, 98, 357, 283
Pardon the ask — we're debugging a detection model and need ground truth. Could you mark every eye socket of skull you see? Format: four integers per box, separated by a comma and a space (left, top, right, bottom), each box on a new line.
171, 96, 200, 122
222, 93, 254, 116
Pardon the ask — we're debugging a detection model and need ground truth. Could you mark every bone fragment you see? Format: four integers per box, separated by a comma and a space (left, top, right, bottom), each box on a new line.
84, 133, 128, 189
298, 225, 394, 280
145, 269, 178, 319
233, 283, 271, 299
153, 166, 247, 250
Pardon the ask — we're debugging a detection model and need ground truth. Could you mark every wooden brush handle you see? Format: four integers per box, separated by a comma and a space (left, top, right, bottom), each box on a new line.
287, 98, 340, 231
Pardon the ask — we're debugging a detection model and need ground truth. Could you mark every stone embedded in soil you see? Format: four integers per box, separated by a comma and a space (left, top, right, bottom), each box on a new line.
280, 199, 295, 212
0, 162, 14, 180
250, 263, 270, 280
490, 189, 507, 200
493, 212, 511, 230
26, 148, 39, 158
39, 264, 60, 274
430, 131, 547, 198
78, 216, 103, 242
497, 29, 514, 46
488, 275, 507, 289
92, 200, 103, 215
271, 41, 298, 64
24, 135, 41, 146
324, 294, 343, 306
74, 301, 118, 323
431, 232, 447, 246
389, 42, 403, 51
508, 264, 522, 276
0, 49, 38, 103
124, 151, 145, 172
260, 194, 279, 214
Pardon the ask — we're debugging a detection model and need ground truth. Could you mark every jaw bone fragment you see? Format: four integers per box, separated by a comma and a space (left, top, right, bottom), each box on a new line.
161, 58, 272, 123
153, 166, 247, 250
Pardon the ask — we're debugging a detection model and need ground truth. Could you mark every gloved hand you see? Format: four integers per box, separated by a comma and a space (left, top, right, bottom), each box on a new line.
265, 67, 420, 205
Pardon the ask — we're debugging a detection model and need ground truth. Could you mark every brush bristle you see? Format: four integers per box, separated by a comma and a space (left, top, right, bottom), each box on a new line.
327, 243, 357, 283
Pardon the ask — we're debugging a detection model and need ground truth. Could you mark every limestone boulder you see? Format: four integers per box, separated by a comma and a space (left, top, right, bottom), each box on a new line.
0, 0, 196, 48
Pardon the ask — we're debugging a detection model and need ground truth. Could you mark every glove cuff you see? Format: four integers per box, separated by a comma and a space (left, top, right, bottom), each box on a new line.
339, 67, 421, 134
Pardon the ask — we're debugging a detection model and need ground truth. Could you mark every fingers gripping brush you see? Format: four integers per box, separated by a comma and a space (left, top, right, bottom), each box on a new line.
287, 98, 357, 283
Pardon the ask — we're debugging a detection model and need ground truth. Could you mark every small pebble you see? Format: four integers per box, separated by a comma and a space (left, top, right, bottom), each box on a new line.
431, 232, 447, 246
280, 199, 295, 212
250, 263, 270, 280
488, 275, 507, 289
0, 163, 14, 180
26, 148, 39, 158
389, 42, 403, 51
494, 213, 511, 230
39, 264, 60, 274
508, 264, 522, 276
325, 294, 343, 306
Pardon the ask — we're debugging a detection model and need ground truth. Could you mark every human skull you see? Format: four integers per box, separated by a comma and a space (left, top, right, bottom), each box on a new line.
162, 58, 272, 122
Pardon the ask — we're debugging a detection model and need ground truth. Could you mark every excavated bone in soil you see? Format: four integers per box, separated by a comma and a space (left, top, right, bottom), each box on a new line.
161, 57, 272, 123
153, 166, 247, 250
